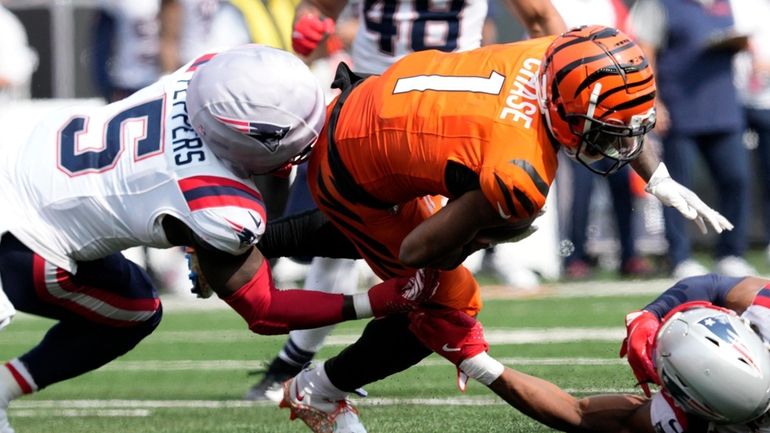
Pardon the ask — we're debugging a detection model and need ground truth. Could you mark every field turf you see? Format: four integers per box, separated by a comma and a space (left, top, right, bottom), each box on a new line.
0, 284, 666, 433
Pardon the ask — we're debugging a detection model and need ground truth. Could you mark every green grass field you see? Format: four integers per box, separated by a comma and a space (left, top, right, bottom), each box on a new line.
0, 283, 667, 433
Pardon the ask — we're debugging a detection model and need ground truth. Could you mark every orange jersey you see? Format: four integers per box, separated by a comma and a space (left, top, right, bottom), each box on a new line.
332, 36, 560, 223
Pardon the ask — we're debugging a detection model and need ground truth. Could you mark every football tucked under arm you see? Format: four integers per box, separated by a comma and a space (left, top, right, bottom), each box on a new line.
474, 215, 538, 245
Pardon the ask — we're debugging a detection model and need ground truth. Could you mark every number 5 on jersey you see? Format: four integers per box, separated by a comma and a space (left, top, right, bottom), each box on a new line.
57, 98, 164, 176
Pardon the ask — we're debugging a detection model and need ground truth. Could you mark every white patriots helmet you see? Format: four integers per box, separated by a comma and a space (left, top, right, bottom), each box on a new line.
186, 44, 326, 176
654, 305, 770, 424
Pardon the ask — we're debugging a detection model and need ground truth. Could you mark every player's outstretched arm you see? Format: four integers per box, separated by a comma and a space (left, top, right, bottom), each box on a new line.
630, 145, 733, 234
409, 308, 653, 433
164, 215, 436, 334
503, 0, 567, 37
400, 190, 532, 269
488, 368, 654, 433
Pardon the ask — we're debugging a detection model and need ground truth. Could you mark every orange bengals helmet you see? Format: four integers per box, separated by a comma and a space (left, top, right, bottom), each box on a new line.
536, 25, 656, 175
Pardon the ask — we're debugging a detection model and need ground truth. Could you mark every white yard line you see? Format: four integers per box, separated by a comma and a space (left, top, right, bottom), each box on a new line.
10, 391, 641, 416
95, 356, 624, 371
12, 409, 152, 417
0, 327, 626, 345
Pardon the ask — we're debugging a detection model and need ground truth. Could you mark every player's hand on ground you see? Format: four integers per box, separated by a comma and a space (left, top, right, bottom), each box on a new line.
292, 14, 335, 56
367, 268, 440, 317
645, 163, 733, 234
185, 247, 214, 299
619, 310, 660, 397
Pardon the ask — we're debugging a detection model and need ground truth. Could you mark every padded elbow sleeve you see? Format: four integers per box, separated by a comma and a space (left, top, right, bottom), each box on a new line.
258, 209, 360, 260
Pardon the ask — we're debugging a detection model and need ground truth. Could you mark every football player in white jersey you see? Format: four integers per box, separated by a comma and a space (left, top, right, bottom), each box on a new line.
290, 0, 567, 74
0, 44, 437, 433
403, 274, 770, 433
245, 0, 569, 403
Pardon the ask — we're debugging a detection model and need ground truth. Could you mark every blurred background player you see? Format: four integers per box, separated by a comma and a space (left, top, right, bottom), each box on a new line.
91, 0, 161, 103
731, 0, 770, 266
159, 0, 221, 73
0, 0, 37, 102
278, 26, 733, 433
244, 0, 569, 402
550, 0, 656, 280
629, 0, 756, 279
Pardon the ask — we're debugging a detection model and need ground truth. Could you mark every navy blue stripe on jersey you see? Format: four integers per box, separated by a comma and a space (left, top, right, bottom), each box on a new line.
182, 185, 265, 216
183, 185, 263, 203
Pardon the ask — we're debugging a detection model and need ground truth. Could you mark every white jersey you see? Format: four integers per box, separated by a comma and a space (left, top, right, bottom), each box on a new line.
650, 304, 770, 433
0, 55, 266, 273
100, 0, 161, 90
352, 0, 487, 74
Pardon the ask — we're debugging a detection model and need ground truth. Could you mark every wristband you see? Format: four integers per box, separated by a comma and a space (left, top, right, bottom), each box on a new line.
459, 352, 505, 386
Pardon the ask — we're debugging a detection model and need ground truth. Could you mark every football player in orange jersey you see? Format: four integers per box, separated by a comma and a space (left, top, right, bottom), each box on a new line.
279, 25, 734, 433
247, 0, 569, 403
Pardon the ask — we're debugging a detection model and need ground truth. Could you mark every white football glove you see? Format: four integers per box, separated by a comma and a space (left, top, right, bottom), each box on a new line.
645, 163, 734, 234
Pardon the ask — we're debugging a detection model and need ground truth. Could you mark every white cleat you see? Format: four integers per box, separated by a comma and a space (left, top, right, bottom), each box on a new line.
279, 377, 366, 433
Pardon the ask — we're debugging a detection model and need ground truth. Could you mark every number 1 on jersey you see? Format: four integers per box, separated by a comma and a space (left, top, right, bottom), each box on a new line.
393, 71, 505, 95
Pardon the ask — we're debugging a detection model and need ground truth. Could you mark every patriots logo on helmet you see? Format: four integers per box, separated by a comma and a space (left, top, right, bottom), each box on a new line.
699, 315, 739, 344
213, 114, 289, 152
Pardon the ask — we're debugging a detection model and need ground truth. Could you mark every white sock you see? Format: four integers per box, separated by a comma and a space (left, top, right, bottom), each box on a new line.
285, 327, 335, 356
0, 360, 37, 404
459, 352, 505, 386
351, 294, 373, 319
295, 361, 348, 401
285, 258, 361, 353
305, 258, 359, 295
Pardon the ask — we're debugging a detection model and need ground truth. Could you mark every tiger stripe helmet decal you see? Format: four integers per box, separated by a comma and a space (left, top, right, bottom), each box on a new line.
536, 25, 657, 175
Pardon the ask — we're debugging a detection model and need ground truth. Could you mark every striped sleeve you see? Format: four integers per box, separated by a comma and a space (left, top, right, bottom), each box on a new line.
178, 175, 267, 255
479, 160, 551, 223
